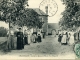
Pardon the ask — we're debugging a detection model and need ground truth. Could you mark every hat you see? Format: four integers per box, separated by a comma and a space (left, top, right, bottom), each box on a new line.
18, 27, 22, 30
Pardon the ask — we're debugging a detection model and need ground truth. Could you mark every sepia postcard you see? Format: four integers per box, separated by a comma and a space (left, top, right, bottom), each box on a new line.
0, 0, 80, 60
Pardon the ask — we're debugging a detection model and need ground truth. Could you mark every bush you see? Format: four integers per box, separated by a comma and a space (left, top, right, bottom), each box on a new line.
0, 27, 8, 37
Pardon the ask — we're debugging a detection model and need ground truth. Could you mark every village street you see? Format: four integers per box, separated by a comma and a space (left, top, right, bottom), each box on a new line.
0, 35, 76, 59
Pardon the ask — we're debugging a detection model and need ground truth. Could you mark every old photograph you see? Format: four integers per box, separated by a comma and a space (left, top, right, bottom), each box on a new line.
0, 0, 79, 59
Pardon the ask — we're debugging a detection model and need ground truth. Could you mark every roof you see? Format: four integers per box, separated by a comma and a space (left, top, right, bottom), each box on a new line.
33, 8, 48, 16
48, 23, 59, 29
28, 8, 48, 16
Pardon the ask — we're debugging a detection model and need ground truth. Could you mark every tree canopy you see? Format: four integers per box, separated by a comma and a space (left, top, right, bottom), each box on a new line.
0, 0, 43, 29
59, 0, 80, 30
15, 8, 44, 28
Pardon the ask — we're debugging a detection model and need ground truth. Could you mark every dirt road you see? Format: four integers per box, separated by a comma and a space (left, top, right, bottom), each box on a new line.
0, 35, 76, 59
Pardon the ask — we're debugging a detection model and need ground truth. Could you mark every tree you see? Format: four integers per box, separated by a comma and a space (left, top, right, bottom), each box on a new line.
59, 0, 80, 30
15, 8, 44, 29
0, 0, 28, 29
0, 0, 44, 30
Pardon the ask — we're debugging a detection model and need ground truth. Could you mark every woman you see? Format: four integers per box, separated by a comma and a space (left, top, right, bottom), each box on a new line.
17, 28, 24, 50
24, 30, 28, 45
27, 29, 31, 45
58, 34, 62, 44
37, 30, 42, 43
7, 26, 14, 50
58, 30, 62, 44
67, 33, 71, 45
69, 31, 75, 45
31, 33, 35, 43
66, 32, 68, 45
61, 31, 67, 45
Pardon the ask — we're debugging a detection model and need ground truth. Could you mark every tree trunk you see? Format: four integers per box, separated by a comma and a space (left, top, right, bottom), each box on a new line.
8, 15, 11, 37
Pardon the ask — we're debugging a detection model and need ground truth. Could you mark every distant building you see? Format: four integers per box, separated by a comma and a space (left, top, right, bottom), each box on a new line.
32, 7, 48, 35
48, 23, 60, 35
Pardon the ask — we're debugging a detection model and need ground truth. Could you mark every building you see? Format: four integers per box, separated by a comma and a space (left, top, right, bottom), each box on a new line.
48, 23, 59, 35
32, 7, 48, 35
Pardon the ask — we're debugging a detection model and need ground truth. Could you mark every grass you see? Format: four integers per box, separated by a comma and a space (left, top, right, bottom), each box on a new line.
0, 37, 17, 53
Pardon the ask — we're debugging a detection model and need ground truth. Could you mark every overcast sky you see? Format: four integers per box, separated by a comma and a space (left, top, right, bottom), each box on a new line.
0, 0, 65, 28
28, 0, 65, 23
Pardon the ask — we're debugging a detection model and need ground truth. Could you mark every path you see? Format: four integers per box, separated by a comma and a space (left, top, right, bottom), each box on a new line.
0, 35, 76, 59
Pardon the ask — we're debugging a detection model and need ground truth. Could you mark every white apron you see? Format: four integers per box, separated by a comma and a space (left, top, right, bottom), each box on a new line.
69, 32, 75, 45
27, 31, 31, 44
61, 34, 67, 43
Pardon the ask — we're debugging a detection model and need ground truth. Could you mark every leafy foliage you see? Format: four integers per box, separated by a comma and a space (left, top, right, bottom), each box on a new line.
0, 27, 7, 37
59, 0, 80, 30
0, 0, 44, 29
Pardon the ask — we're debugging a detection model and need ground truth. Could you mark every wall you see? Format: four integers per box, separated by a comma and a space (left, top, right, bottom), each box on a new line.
41, 16, 48, 34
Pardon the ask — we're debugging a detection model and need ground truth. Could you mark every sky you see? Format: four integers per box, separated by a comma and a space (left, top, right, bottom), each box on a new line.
28, 0, 65, 23
0, 0, 65, 28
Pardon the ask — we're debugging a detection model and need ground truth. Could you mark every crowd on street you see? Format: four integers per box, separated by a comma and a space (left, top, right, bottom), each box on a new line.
6, 26, 45, 51
58, 30, 80, 46
6, 26, 80, 52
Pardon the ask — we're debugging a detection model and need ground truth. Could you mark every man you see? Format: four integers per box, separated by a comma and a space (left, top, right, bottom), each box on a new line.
17, 27, 24, 50
7, 26, 14, 50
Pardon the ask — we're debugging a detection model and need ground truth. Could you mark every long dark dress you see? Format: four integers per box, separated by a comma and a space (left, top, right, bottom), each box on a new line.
78, 32, 80, 40
37, 34, 41, 42
24, 36, 28, 44
58, 34, 62, 42
17, 32, 24, 50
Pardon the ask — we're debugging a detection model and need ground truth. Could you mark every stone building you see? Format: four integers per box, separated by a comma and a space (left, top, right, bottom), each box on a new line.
48, 23, 59, 35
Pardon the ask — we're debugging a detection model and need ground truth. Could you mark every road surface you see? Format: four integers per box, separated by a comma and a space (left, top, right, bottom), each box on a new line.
0, 35, 76, 59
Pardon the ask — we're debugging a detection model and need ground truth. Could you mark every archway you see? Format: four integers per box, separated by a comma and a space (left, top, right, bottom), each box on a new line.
52, 29, 56, 35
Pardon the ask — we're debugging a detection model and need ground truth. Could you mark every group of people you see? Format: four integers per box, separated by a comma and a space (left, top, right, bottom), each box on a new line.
58, 30, 75, 45
7, 26, 43, 50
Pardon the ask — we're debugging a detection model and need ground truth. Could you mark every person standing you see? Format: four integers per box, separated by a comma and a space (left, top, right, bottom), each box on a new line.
31, 33, 35, 43
34, 32, 38, 43
69, 31, 75, 45
61, 31, 67, 45
17, 28, 24, 50
78, 30, 80, 41
24, 30, 28, 45
37, 30, 42, 43
27, 29, 31, 45
76, 31, 79, 41
74, 31, 78, 42
58, 30, 62, 44
67, 33, 71, 45
66, 32, 68, 45
58, 34, 62, 44
7, 26, 14, 50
